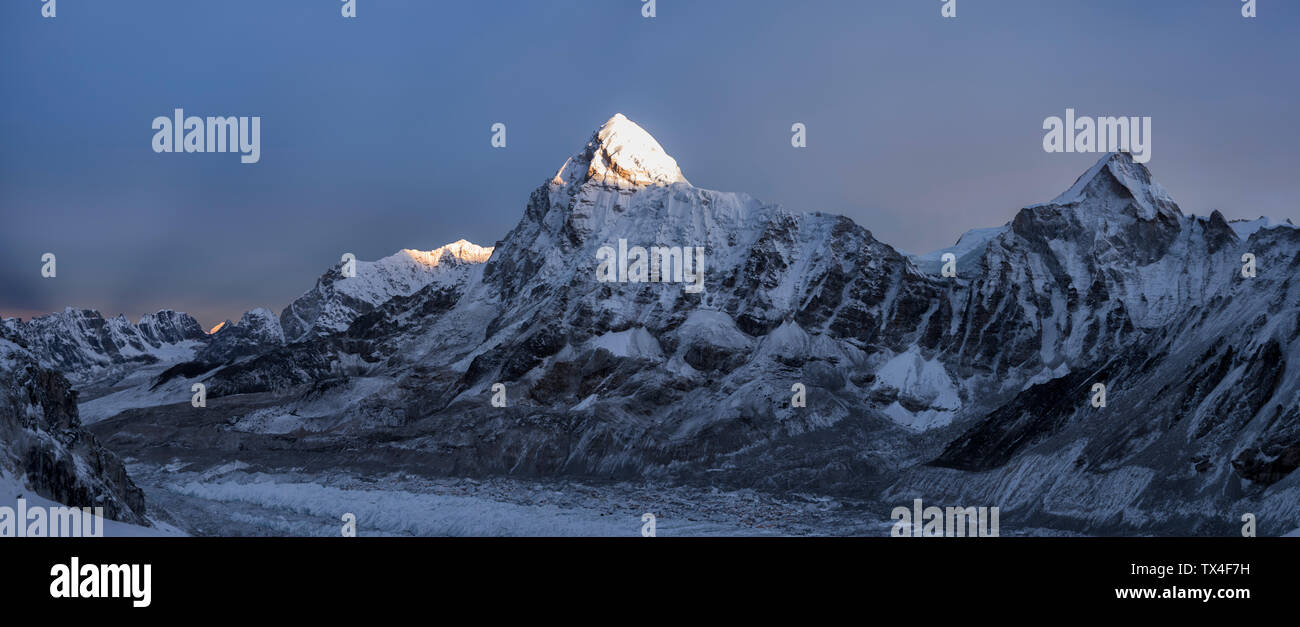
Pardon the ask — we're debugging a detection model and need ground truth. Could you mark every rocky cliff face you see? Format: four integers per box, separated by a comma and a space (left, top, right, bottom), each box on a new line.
0, 326, 148, 525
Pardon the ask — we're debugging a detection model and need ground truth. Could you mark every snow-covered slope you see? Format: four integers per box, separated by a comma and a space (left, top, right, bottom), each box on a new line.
280, 240, 493, 342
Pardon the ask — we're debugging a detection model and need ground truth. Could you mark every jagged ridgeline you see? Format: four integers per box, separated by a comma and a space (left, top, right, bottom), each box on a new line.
7, 114, 1299, 535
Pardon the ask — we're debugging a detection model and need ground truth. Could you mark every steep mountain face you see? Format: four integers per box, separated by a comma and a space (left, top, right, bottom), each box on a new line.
279, 240, 493, 343
921, 152, 1241, 413
433, 115, 957, 453
898, 155, 1300, 534
135, 118, 1033, 453
54, 115, 1300, 535
3, 308, 207, 384
102, 115, 961, 476
917, 153, 1238, 378
0, 326, 148, 525
137, 309, 208, 346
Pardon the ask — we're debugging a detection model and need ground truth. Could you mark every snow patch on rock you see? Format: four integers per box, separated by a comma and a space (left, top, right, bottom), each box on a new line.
872, 347, 962, 430
586, 327, 664, 360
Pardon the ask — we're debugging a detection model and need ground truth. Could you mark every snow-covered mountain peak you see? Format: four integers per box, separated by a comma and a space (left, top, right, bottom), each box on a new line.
279, 240, 492, 342
552, 113, 689, 190
239, 308, 276, 325
400, 239, 494, 267
346, 241, 493, 299
1033, 152, 1181, 222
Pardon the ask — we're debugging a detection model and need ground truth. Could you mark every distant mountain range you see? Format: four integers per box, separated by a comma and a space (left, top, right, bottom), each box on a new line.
3, 114, 1297, 535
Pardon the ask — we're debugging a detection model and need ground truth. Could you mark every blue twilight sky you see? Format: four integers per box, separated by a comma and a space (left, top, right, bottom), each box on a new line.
1, 0, 1296, 328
